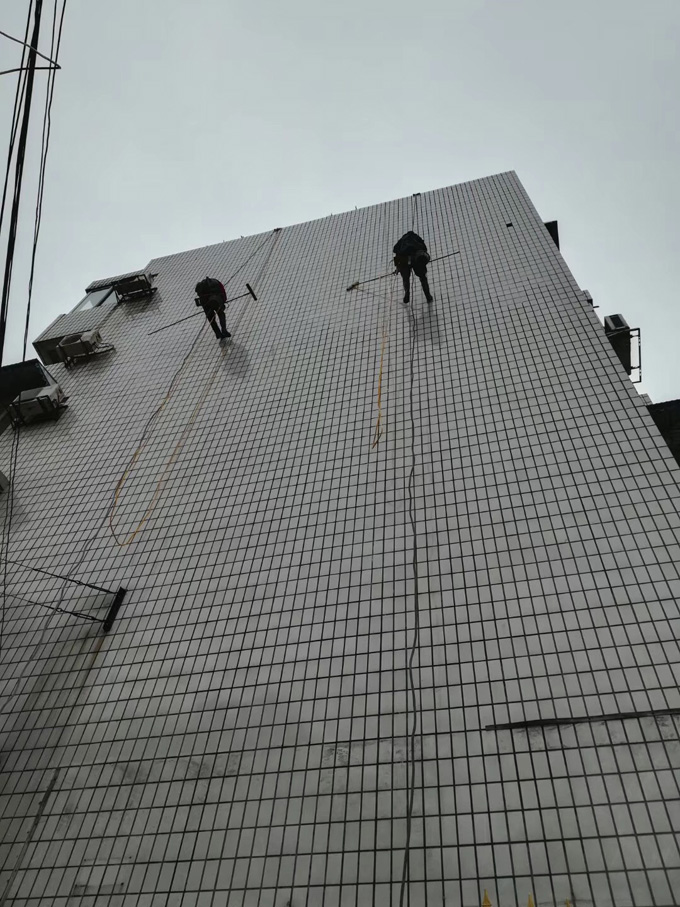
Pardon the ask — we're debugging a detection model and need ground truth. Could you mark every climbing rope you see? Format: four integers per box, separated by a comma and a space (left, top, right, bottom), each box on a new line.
355, 275, 397, 450
372, 330, 387, 449
365, 275, 396, 449
399, 292, 423, 907
357, 252, 425, 903
398, 191, 424, 907
108, 229, 282, 547
108, 348, 224, 546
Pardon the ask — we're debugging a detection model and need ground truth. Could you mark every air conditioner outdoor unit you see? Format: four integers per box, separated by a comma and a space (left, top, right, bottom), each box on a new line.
603, 313, 638, 377
112, 273, 155, 302
8, 383, 67, 425
58, 329, 102, 361
604, 314, 628, 334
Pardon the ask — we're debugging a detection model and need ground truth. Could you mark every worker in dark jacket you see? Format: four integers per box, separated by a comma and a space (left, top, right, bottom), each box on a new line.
393, 232, 433, 305
195, 277, 231, 340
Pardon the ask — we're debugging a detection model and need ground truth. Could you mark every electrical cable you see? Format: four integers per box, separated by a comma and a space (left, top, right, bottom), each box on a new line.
0, 4, 33, 243
0, 65, 57, 77
0, 0, 45, 365
0, 26, 61, 69
23, 0, 67, 359
0, 0, 67, 658
0, 0, 41, 657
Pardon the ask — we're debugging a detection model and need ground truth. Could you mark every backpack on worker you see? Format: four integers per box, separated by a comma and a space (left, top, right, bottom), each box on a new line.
195, 277, 224, 309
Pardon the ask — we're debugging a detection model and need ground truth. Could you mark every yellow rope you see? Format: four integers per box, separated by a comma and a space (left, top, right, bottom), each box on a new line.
369, 274, 396, 449
372, 330, 387, 449
109, 350, 224, 546
108, 331, 206, 544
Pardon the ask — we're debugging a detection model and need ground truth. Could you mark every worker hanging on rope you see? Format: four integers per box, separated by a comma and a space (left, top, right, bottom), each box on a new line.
393, 231, 433, 305
194, 277, 232, 340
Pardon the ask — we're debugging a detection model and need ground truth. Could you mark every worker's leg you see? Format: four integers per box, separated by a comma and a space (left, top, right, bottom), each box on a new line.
399, 265, 412, 304
413, 258, 433, 303
204, 307, 222, 338
217, 309, 231, 339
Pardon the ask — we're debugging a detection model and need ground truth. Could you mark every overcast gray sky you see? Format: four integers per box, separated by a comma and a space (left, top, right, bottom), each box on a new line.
2, 0, 679, 401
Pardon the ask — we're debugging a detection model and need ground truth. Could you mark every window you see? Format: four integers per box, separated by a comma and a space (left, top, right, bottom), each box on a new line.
72, 287, 114, 312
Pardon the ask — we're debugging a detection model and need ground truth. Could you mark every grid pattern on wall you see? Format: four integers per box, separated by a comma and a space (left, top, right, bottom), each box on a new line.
1, 172, 680, 907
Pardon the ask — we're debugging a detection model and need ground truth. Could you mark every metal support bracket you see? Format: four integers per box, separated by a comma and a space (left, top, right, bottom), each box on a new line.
103, 587, 127, 632
630, 327, 642, 383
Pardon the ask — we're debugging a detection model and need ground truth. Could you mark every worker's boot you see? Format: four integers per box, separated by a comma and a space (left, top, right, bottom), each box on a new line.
421, 277, 433, 304
403, 291, 410, 305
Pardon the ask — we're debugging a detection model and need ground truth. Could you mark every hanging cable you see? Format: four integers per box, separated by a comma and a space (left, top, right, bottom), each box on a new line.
411, 192, 419, 232
107, 229, 283, 547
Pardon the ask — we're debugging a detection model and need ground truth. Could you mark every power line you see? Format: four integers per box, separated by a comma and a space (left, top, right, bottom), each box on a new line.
0, 0, 37, 660
23, 0, 67, 358
0, 65, 58, 77
0, 3, 34, 245
1, 0, 68, 659
0, 26, 61, 69
0, 0, 45, 366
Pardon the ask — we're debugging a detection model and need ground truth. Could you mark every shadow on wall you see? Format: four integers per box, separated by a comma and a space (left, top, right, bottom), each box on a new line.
222, 340, 251, 378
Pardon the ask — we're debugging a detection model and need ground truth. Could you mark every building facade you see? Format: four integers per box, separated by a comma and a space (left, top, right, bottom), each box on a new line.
1, 172, 680, 906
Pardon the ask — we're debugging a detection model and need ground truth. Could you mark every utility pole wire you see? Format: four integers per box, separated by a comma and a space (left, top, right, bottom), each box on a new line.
0, 0, 45, 365
0, 27, 61, 68
0, 65, 59, 77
